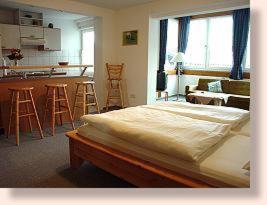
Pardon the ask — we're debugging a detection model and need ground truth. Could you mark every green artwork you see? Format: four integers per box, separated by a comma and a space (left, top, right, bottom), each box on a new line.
123, 30, 138, 45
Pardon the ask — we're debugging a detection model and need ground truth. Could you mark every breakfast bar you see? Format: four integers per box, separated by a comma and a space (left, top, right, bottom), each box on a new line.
0, 64, 94, 135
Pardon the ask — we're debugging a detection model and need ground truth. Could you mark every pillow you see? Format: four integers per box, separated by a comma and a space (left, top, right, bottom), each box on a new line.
207, 81, 223, 93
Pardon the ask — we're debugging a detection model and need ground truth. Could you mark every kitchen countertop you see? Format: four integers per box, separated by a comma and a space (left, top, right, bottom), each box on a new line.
0, 64, 92, 70
0, 64, 93, 79
0, 75, 93, 83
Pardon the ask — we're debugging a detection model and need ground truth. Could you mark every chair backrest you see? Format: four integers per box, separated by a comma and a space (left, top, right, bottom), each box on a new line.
106, 63, 124, 80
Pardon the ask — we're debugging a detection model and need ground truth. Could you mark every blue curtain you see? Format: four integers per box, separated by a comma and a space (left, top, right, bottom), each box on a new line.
159, 19, 168, 72
178, 16, 190, 53
230, 8, 250, 80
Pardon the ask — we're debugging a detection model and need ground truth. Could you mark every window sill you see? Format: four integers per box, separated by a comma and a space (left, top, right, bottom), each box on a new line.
182, 69, 250, 79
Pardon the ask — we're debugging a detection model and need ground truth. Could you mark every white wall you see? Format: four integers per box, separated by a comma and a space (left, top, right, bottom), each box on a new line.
166, 75, 178, 96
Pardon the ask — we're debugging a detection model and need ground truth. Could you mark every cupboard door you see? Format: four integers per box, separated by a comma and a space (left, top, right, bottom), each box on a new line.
0, 24, 20, 49
43, 28, 61, 51
20, 26, 44, 39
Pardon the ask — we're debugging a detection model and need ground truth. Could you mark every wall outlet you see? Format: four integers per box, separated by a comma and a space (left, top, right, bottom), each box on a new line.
129, 94, 136, 98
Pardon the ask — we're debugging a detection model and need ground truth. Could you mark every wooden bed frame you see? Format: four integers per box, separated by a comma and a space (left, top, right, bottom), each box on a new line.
66, 130, 213, 188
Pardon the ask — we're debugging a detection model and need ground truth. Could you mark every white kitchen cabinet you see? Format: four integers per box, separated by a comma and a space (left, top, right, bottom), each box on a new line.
20, 25, 44, 39
0, 24, 20, 49
40, 28, 61, 51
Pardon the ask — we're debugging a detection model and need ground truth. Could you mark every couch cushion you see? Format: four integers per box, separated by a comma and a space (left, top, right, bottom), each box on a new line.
207, 81, 223, 93
227, 80, 250, 96
197, 79, 229, 93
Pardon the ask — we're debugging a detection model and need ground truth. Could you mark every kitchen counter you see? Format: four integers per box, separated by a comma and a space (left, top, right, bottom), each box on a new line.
0, 64, 92, 70
0, 64, 93, 78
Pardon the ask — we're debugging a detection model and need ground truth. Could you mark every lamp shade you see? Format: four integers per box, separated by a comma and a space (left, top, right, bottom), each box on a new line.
170, 52, 185, 63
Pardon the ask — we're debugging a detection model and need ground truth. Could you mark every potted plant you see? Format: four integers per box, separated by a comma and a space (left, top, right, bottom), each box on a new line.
7, 48, 23, 66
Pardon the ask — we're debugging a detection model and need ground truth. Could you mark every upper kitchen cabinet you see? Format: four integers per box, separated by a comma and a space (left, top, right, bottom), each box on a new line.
20, 26, 44, 39
15, 10, 43, 27
38, 28, 61, 51
0, 24, 20, 49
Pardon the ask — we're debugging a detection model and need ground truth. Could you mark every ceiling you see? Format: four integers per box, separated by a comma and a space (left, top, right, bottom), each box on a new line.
75, 0, 157, 10
0, 0, 88, 20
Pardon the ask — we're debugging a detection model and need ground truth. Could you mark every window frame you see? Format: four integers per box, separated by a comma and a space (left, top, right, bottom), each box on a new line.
183, 13, 250, 71
81, 27, 94, 64
164, 18, 179, 70
81, 27, 95, 76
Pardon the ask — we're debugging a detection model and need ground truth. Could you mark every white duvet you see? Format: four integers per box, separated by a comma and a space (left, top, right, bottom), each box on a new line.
81, 103, 234, 162
143, 101, 249, 129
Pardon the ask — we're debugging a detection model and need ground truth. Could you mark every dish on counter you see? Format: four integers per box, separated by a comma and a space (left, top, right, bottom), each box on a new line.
58, 62, 69, 66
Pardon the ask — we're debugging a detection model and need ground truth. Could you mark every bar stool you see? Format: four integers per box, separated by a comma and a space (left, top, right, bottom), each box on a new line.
105, 63, 125, 111
7, 87, 44, 146
42, 84, 74, 136
73, 81, 100, 118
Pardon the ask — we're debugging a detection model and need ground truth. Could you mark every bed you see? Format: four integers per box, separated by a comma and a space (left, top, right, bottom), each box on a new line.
66, 102, 250, 188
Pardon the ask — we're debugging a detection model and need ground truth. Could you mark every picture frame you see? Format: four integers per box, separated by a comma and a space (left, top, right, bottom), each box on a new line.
122, 30, 138, 46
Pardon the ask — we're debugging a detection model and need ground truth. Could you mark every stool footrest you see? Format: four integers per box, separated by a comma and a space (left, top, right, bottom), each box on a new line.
19, 100, 31, 103
87, 103, 97, 106
55, 110, 68, 115
19, 113, 35, 118
109, 96, 121, 99
47, 98, 67, 102
75, 92, 95, 97
74, 103, 97, 109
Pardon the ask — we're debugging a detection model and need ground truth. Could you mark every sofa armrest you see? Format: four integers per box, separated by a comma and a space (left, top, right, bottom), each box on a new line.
185, 85, 198, 96
226, 96, 250, 110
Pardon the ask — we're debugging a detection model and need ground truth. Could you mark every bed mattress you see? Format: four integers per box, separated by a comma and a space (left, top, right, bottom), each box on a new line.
77, 122, 250, 187
78, 102, 250, 187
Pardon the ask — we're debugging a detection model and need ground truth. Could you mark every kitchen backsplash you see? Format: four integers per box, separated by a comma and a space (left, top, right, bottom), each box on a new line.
2, 48, 86, 76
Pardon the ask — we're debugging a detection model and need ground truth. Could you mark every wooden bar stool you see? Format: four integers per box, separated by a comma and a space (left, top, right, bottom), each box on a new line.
42, 84, 74, 136
73, 81, 100, 118
7, 87, 44, 146
105, 63, 125, 111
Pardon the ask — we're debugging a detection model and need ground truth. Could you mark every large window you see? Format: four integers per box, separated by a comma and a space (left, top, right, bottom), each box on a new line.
164, 19, 178, 70
81, 29, 94, 73
184, 15, 250, 71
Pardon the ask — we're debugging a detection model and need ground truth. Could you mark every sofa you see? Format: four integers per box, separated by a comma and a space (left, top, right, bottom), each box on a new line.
185, 78, 250, 110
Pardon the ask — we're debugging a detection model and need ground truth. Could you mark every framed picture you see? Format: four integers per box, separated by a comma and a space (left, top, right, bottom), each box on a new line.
122, 30, 138, 46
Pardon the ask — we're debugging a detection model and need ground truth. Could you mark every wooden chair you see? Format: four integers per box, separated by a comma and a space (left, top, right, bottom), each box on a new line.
42, 84, 74, 136
7, 87, 44, 146
105, 63, 124, 111
73, 81, 100, 118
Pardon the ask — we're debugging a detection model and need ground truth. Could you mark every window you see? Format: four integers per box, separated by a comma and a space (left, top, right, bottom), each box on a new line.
164, 19, 178, 70
244, 30, 250, 70
81, 29, 94, 73
208, 16, 233, 69
184, 18, 208, 68
184, 15, 250, 70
